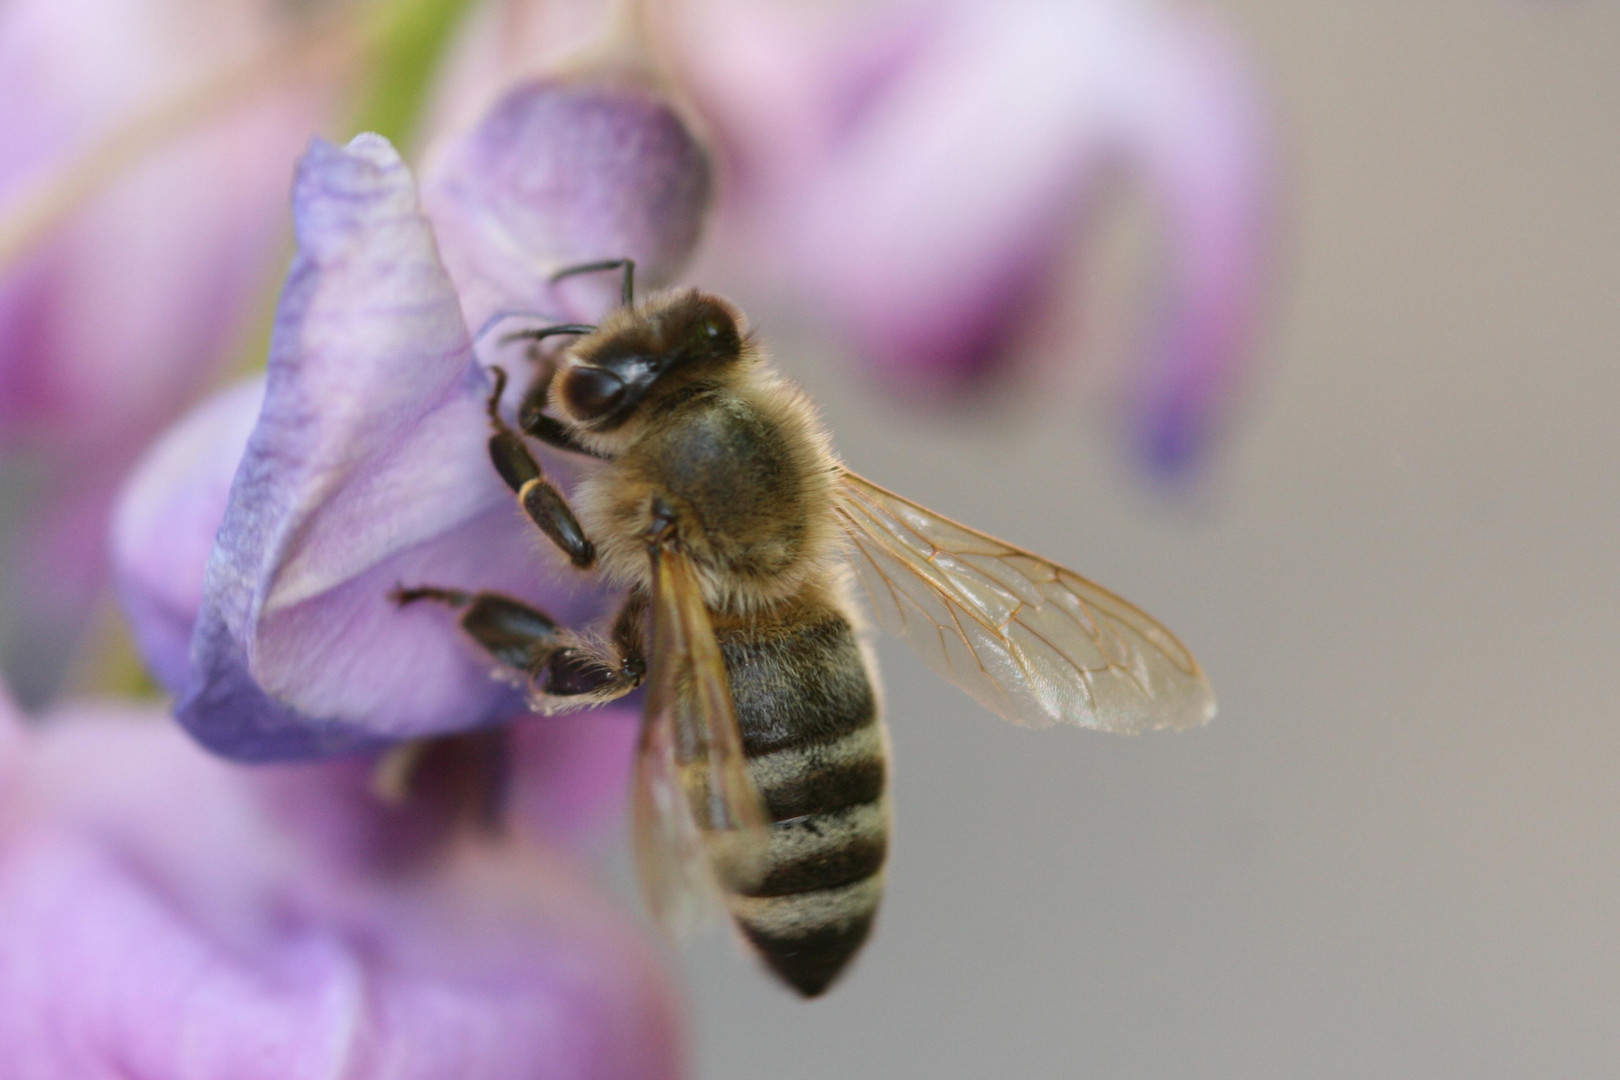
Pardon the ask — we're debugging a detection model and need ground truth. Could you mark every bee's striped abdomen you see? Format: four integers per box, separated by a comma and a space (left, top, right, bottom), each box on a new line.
718, 603, 888, 997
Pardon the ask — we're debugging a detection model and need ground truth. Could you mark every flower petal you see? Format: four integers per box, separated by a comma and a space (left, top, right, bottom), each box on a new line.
686, 0, 1272, 474
112, 376, 264, 695
507, 706, 640, 840
1118, 10, 1273, 475
177, 134, 598, 760
421, 79, 713, 330
0, 0, 333, 703
0, 707, 683, 1080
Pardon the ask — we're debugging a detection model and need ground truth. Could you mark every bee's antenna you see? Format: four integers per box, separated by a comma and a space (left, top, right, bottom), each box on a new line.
551, 258, 636, 308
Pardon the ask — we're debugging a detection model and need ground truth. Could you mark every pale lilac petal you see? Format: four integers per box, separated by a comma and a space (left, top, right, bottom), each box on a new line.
686, 0, 1272, 472
507, 707, 640, 839
178, 135, 598, 760
0, 681, 21, 785
0, 0, 324, 446
421, 79, 712, 330
1121, 11, 1273, 474
0, 0, 332, 701
0, 708, 683, 1080
111, 377, 264, 694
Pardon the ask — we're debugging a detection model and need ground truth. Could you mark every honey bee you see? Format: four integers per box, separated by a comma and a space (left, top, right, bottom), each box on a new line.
395, 260, 1215, 997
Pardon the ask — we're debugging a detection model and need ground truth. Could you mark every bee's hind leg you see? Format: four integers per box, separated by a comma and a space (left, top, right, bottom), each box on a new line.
392, 586, 563, 671
392, 587, 645, 703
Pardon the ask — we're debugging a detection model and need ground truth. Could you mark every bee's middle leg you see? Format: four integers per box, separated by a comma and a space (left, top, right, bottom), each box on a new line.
393, 587, 645, 703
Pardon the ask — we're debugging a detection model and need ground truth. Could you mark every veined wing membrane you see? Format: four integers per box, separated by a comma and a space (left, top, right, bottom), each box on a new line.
836, 470, 1215, 733
630, 701, 714, 939
632, 542, 771, 938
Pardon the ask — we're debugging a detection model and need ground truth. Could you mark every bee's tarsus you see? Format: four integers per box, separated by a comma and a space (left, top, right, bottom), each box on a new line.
485, 365, 509, 422
392, 584, 473, 609
550, 257, 635, 308
497, 323, 597, 349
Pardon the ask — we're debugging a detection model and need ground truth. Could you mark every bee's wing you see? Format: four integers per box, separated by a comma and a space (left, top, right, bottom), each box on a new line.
630, 693, 717, 939
836, 469, 1215, 733
631, 543, 772, 938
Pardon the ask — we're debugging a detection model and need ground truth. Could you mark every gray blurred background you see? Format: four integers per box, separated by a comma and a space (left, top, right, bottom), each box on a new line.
676, 4, 1620, 1076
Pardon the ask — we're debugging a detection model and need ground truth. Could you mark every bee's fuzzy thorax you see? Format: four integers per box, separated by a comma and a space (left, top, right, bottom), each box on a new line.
568, 337, 845, 616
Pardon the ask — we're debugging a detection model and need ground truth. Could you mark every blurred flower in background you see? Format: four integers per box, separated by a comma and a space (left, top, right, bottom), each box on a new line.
145, 79, 710, 759
0, 0, 1275, 1071
0, 0, 344, 705
0, 688, 682, 1079
669, 0, 1273, 477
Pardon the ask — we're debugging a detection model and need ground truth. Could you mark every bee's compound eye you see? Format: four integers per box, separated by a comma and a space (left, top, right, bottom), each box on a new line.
561, 365, 625, 419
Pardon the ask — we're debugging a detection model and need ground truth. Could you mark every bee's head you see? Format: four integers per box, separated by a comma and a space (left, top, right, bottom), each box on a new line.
553, 290, 746, 432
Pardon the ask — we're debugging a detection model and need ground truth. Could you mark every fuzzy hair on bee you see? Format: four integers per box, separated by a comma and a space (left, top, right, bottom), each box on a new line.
559, 290, 848, 616
395, 259, 1215, 998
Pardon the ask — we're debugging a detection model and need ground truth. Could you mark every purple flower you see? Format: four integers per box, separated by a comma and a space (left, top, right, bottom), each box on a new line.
111, 78, 710, 760
677, 0, 1274, 476
0, 0, 330, 700
0, 691, 683, 1079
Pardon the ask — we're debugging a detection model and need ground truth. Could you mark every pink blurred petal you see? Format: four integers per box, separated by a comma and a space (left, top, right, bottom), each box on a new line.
421, 78, 713, 331
507, 706, 640, 840
0, 705, 683, 1079
1119, 10, 1274, 474
681, 0, 1273, 473
177, 135, 590, 759
0, 0, 334, 700
112, 376, 265, 694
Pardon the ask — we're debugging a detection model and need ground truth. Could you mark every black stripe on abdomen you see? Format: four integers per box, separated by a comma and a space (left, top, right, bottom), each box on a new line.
732, 724, 890, 997
718, 604, 889, 996
721, 608, 877, 757
733, 876, 883, 998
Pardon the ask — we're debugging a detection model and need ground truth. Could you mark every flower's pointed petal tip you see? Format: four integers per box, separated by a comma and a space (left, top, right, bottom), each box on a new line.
342, 129, 401, 158
297, 129, 402, 171
423, 78, 712, 324
289, 132, 423, 265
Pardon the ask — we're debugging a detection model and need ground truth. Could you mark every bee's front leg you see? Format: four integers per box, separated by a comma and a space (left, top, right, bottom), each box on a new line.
484, 367, 596, 568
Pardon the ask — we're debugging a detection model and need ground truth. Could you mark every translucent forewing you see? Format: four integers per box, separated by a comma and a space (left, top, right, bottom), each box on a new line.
836, 470, 1215, 733
631, 543, 771, 936
630, 698, 713, 939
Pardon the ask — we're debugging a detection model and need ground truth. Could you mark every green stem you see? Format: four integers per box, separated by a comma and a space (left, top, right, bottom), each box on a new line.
346, 0, 479, 153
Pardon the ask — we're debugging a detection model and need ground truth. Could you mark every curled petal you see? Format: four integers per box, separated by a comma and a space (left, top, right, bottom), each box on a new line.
421, 79, 713, 329
0, 0, 331, 703
0, 708, 683, 1080
178, 135, 596, 761
112, 376, 264, 695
